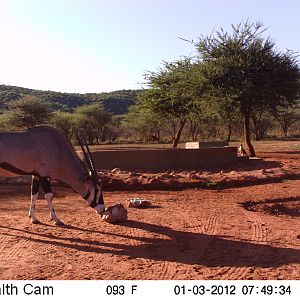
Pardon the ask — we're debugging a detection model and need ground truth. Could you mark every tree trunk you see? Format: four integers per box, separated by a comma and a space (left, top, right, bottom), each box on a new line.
172, 119, 186, 148
255, 129, 261, 141
283, 127, 288, 138
252, 115, 260, 141
227, 123, 232, 142
244, 113, 256, 157
156, 129, 161, 142
281, 121, 288, 138
189, 118, 199, 141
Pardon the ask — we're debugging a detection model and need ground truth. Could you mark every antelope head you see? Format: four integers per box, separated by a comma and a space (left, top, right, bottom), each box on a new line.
75, 130, 105, 214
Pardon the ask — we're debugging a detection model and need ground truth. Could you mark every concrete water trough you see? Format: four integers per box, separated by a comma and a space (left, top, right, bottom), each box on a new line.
80, 146, 237, 171
185, 141, 229, 149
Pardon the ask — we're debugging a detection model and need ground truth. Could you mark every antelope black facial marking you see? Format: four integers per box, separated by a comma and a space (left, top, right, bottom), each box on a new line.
90, 197, 97, 208
83, 191, 91, 200
89, 189, 104, 208
98, 191, 104, 205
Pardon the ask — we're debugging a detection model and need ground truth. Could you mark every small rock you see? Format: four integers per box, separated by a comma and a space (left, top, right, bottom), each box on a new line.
157, 173, 173, 179
148, 178, 167, 189
179, 171, 189, 177
128, 172, 141, 177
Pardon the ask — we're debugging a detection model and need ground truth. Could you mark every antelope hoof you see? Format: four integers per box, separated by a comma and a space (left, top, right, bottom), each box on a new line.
54, 220, 64, 226
31, 219, 41, 224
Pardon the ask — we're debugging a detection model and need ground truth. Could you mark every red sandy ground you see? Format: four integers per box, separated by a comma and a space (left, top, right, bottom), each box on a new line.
0, 150, 299, 280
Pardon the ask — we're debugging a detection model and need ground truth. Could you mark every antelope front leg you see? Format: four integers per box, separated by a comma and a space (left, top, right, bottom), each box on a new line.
45, 193, 63, 226
41, 177, 63, 226
29, 176, 40, 224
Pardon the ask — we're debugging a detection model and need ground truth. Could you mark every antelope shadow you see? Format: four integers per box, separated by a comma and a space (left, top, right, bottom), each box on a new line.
0, 220, 299, 268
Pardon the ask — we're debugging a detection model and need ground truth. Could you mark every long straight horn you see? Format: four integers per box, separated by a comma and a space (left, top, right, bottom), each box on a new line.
73, 128, 94, 175
81, 135, 98, 182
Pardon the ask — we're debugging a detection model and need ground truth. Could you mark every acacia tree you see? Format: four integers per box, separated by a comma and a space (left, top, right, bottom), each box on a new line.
51, 111, 74, 140
272, 106, 300, 137
125, 104, 164, 142
140, 58, 202, 147
187, 112, 205, 141
251, 106, 274, 140
73, 104, 112, 144
198, 92, 242, 142
196, 21, 300, 156
5, 96, 53, 129
105, 115, 125, 143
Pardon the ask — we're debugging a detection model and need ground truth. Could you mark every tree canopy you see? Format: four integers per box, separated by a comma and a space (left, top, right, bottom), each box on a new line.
139, 57, 204, 147
73, 104, 112, 144
5, 96, 53, 129
196, 21, 300, 156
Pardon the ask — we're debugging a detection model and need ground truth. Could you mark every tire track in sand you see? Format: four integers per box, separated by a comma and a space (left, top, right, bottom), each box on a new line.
0, 232, 11, 252
0, 230, 15, 273
221, 210, 268, 280
0, 227, 35, 275
158, 201, 201, 280
123, 198, 219, 279
167, 199, 220, 279
125, 217, 177, 279
126, 199, 188, 280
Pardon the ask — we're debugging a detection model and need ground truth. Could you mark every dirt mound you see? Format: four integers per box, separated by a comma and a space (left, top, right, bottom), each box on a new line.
96, 155, 299, 191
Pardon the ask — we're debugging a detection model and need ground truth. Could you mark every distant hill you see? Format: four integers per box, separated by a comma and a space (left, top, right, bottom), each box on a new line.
0, 84, 141, 115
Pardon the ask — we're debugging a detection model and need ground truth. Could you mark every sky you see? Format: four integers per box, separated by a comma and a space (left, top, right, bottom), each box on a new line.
0, 0, 299, 93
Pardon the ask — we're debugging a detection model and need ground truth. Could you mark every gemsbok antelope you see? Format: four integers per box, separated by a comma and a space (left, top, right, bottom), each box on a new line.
0, 126, 105, 225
